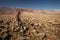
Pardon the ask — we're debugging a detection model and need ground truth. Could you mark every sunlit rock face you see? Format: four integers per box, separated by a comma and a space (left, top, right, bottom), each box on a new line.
0, 7, 60, 40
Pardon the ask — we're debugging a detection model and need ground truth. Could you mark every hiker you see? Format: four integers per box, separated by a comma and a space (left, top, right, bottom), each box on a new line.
17, 11, 22, 27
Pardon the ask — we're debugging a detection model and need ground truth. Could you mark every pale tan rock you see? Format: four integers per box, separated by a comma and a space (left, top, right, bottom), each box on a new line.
0, 7, 60, 40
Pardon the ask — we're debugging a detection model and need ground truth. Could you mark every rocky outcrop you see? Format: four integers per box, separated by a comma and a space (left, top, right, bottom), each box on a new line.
0, 7, 60, 40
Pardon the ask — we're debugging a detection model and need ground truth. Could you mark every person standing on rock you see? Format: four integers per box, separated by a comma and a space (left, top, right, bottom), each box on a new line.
16, 11, 22, 27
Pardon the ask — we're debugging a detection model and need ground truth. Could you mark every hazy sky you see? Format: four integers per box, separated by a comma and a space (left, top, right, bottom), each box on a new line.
0, 0, 60, 10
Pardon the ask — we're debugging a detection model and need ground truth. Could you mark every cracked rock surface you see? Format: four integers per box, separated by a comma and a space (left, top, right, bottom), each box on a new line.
0, 11, 60, 40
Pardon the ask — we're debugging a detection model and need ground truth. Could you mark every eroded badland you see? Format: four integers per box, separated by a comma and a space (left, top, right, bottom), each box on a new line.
0, 7, 60, 40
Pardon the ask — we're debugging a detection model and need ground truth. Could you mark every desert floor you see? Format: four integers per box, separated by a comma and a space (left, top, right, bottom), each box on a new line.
0, 13, 60, 40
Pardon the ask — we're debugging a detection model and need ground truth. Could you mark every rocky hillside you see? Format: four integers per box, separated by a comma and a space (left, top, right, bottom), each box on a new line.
0, 7, 60, 40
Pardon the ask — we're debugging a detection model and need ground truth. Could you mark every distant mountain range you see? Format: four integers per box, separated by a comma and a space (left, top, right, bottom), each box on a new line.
0, 7, 60, 15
